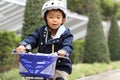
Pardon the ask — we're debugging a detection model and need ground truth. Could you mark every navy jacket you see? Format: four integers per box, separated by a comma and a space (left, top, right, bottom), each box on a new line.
19, 25, 73, 74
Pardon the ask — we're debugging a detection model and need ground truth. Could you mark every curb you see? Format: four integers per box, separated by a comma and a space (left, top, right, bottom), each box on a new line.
76, 68, 120, 80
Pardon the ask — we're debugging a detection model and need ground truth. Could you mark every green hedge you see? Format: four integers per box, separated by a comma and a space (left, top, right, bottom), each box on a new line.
0, 31, 21, 72
108, 15, 120, 61
71, 40, 84, 64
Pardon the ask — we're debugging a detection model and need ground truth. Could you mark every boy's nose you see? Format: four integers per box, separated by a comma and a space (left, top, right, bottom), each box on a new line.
53, 18, 57, 21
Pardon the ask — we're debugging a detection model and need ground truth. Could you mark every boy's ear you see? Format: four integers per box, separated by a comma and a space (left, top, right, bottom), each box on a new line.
62, 18, 66, 24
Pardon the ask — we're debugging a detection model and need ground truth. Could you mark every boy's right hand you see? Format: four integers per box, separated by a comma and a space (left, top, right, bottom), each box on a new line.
16, 45, 26, 53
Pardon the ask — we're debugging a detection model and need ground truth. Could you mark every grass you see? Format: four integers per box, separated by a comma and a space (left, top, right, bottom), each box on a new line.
0, 68, 25, 80
69, 61, 120, 80
1, 61, 120, 80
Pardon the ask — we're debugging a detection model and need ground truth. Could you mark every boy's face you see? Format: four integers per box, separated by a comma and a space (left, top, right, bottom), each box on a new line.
46, 9, 65, 30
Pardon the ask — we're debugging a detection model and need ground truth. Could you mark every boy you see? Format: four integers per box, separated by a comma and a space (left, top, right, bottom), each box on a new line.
16, 0, 73, 80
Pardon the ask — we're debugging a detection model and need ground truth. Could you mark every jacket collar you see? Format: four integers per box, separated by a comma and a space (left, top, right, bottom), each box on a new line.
45, 25, 66, 39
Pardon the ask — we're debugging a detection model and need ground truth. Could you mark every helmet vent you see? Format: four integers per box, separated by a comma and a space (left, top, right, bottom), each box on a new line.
51, 2, 54, 5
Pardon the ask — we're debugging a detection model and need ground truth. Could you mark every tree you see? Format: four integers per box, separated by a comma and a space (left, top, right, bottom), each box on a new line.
108, 15, 120, 61
83, 0, 110, 63
67, 0, 120, 20
114, 1, 120, 20
22, 0, 47, 39
99, 0, 120, 20
67, 0, 89, 15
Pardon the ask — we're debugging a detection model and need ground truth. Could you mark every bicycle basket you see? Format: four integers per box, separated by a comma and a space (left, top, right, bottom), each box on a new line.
19, 53, 58, 78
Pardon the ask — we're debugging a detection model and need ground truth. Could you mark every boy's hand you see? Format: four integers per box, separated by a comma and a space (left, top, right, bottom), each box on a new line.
16, 45, 26, 53
58, 50, 66, 57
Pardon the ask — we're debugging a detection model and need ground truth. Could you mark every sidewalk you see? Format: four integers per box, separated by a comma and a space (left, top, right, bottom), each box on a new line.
76, 68, 120, 80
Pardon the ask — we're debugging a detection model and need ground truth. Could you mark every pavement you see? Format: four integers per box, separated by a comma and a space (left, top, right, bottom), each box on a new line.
76, 68, 120, 80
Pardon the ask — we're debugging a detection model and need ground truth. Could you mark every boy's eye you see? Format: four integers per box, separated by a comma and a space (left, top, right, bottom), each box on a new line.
48, 16, 61, 19
50, 16, 53, 18
57, 17, 61, 19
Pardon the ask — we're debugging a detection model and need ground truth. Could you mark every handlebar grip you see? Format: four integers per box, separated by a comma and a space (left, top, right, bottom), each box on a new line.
64, 53, 69, 57
13, 49, 17, 53
11, 49, 19, 54
12, 49, 26, 54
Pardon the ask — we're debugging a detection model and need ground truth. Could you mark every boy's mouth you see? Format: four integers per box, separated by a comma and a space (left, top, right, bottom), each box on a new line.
52, 24, 58, 26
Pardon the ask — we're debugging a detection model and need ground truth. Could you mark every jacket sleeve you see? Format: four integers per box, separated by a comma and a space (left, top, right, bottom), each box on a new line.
60, 29, 73, 54
19, 28, 40, 50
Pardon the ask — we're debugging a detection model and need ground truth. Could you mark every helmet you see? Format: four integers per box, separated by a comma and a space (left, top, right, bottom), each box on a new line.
41, 0, 67, 18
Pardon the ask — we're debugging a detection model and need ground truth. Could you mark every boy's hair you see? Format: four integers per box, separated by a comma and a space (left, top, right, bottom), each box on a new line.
44, 9, 66, 19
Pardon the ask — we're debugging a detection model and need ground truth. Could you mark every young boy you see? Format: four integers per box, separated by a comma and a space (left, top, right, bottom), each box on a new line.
16, 0, 73, 80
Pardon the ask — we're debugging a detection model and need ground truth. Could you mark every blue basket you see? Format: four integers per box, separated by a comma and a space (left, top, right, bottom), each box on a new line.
19, 53, 58, 78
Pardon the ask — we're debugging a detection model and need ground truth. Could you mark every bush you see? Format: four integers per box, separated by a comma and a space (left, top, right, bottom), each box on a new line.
0, 31, 21, 72
108, 15, 120, 61
71, 40, 84, 64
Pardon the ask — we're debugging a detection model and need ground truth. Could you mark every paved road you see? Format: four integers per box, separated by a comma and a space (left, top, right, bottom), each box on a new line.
76, 68, 120, 80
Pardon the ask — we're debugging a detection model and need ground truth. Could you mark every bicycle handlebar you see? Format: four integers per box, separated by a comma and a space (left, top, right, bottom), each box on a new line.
12, 49, 69, 59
